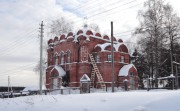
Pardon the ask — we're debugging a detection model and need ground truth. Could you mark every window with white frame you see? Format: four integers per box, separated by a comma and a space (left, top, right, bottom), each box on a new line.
55, 55, 58, 65
67, 51, 71, 63
107, 54, 112, 61
60, 53, 64, 64
96, 54, 100, 62
121, 56, 125, 63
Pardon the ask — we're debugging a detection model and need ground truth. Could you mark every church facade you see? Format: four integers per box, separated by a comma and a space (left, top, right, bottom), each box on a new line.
46, 27, 138, 90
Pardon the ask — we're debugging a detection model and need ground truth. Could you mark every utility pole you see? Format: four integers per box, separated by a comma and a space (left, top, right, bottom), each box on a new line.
111, 21, 114, 92
8, 76, 10, 98
8, 76, 13, 98
39, 21, 44, 95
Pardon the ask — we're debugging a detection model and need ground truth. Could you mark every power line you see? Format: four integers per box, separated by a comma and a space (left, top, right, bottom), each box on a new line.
0, 63, 37, 76
68, 0, 111, 11
0, 76, 39, 86
75, 0, 126, 17
0, 28, 37, 54
53, 1, 141, 35
114, 29, 134, 35
88, 0, 137, 19
16, 0, 140, 43
116, 33, 133, 37
39, 0, 140, 26
0, 33, 38, 56
0, 0, 142, 77
1, 2, 141, 62
89, 2, 143, 23
39, 0, 142, 40
1, 0, 141, 42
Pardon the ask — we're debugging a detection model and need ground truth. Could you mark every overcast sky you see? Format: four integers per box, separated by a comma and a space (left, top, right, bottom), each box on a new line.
0, 0, 180, 87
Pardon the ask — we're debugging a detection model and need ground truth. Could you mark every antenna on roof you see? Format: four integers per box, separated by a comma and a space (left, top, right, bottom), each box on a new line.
83, 16, 88, 28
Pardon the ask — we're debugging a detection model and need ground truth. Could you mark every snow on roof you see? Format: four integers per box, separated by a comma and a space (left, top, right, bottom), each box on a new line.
59, 39, 66, 43
95, 43, 111, 51
73, 27, 115, 43
74, 32, 90, 41
118, 64, 136, 76
157, 74, 175, 80
50, 65, 66, 77
23, 85, 46, 91
114, 43, 126, 51
73, 27, 93, 42
95, 43, 127, 52
67, 36, 74, 39
80, 74, 90, 82
51, 28, 123, 46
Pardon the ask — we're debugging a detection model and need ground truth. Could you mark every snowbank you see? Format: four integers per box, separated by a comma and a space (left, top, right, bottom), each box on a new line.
0, 90, 180, 111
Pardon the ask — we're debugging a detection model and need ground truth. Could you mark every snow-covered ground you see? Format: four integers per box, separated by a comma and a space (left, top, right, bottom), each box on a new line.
0, 90, 180, 111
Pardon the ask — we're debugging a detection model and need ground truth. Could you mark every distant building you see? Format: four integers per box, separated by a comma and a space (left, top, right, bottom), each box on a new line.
46, 26, 138, 90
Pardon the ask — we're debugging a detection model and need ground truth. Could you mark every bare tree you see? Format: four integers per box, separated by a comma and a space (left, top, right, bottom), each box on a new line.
135, 0, 180, 88
135, 0, 165, 86
163, 4, 180, 74
163, 4, 180, 88
34, 59, 46, 73
47, 17, 74, 37
88, 23, 100, 32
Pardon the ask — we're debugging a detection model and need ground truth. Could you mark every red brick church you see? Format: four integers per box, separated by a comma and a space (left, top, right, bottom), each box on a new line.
46, 26, 138, 90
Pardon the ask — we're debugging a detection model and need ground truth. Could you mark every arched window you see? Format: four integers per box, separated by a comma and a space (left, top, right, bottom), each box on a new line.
96, 54, 100, 62
67, 50, 71, 63
55, 55, 58, 65
60, 52, 64, 65
80, 46, 88, 62
54, 53, 58, 65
